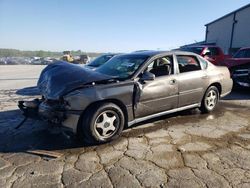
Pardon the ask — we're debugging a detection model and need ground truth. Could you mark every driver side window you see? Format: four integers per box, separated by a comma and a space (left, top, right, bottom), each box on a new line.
146, 56, 173, 77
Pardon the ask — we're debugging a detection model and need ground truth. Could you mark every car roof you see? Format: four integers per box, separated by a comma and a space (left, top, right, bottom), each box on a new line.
101, 53, 119, 56
182, 45, 219, 48
172, 50, 199, 56
128, 50, 164, 56
239, 47, 250, 50
127, 50, 198, 58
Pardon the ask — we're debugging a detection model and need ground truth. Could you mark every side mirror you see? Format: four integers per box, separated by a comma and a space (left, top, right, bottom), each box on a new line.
141, 71, 155, 81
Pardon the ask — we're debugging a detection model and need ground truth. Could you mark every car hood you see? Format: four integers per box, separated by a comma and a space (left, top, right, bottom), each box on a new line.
84, 65, 97, 70
222, 58, 250, 68
37, 61, 111, 100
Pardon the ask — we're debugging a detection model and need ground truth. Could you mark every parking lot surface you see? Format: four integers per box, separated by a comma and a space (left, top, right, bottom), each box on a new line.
0, 65, 250, 188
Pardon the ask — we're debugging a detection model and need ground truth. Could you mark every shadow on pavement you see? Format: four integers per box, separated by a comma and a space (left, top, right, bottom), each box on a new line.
0, 108, 218, 154
222, 87, 250, 100
0, 109, 83, 153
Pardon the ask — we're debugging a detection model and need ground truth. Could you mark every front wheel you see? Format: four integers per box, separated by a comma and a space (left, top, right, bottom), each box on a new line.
200, 86, 219, 113
78, 102, 125, 145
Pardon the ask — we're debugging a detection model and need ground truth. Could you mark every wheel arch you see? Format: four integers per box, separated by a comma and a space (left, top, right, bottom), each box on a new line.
77, 98, 129, 131
199, 82, 221, 113
201, 82, 222, 104
208, 82, 222, 96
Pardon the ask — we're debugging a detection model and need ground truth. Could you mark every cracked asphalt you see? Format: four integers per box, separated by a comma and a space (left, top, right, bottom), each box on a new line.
0, 65, 250, 188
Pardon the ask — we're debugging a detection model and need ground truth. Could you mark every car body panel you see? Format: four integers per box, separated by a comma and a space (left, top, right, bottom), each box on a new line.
223, 58, 250, 68
221, 48, 250, 69
37, 61, 112, 100
19, 51, 233, 133
177, 70, 207, 107
221, 48, 250, 87
232, 63, 250, 88
134, 74, 179, 118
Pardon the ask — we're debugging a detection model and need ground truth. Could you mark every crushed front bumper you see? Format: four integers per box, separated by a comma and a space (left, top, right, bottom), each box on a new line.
18, 99, 41, 119
18, 99, 67, 124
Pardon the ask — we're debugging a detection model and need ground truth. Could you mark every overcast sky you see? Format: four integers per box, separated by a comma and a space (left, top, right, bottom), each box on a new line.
0, 0, 249, 52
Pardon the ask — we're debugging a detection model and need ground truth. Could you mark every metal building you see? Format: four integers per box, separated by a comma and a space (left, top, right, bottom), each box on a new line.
205, 4, 250, 54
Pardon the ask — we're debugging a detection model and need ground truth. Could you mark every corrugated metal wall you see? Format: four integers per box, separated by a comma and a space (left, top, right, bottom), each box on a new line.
232, 6, 250, 48
206, 6, 250, 54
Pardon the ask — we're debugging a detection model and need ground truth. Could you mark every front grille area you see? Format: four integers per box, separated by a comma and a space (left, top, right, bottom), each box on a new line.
233, 68, 250, 87
233, 69, 249, 77
38, 100, 66, 124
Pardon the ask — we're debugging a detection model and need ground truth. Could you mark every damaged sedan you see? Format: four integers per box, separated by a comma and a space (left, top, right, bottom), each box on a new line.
18, 51, 233, 144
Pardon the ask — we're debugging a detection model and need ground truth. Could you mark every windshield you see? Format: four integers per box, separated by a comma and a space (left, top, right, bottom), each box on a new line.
233, 49, 250, 58
88, 54, 114, 67
182, 47, 204, 55
96, 54, 149, 79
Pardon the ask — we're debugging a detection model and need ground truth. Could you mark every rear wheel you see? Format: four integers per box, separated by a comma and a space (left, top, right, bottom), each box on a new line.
200, 86, 219, 113
78, 102, 125, 145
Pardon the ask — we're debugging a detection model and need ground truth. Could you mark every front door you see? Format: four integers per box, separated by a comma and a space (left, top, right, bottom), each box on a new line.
134, 56, 178, 118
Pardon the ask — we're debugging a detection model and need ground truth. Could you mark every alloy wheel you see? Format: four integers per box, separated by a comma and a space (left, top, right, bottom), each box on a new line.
205, 90, 218, 110
94, 110, 119, 139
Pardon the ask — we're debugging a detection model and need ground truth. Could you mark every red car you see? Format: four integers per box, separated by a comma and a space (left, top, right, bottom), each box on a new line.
222, 48, 250, 87
221, 47, 250, 68
181, 46, 230, 66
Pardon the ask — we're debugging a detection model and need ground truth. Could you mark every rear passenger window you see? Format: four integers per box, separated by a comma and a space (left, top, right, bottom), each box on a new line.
177, 55, 201, 73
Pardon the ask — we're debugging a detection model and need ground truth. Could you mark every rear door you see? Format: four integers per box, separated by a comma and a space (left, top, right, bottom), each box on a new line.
175, 54, 207, 107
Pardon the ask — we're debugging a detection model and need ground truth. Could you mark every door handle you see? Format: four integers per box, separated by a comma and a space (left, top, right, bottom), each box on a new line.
202, 75, 208, 79
169, 79, 177, 85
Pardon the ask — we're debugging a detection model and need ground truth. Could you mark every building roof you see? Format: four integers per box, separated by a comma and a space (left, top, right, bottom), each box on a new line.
180, 41, 216, 48
205, 3, 250, 26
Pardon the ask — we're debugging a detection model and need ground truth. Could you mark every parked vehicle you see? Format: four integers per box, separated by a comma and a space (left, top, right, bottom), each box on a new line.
232, 64, 250, 87
85, 54, 118, 69
181, 46, 230, 65
0, 58, 7, 65
74, 55, 90, 64
61, 51, 74, 63
18, 51, 233, 144
221, 47, 250, 68
224, 48, 250, 87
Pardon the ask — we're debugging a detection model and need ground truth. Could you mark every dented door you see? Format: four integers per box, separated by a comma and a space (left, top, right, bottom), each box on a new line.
134, 75, 178, 118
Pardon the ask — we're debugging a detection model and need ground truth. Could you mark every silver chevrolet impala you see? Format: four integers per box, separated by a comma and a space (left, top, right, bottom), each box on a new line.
19, 51, 233, 144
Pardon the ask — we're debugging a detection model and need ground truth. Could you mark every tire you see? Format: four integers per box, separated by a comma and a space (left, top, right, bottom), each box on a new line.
77, 102, 125, 145
199, 86, 219, 113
